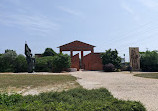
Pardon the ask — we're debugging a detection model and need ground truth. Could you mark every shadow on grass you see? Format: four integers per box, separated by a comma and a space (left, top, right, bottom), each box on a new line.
134, 73, 158, 79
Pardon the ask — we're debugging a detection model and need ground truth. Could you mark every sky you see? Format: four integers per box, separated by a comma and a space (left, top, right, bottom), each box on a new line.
0, 0, 158, 61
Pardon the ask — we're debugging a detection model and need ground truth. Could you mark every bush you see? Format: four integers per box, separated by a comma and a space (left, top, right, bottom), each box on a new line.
0, 88, 146, 111
35, 56, 54, 72
140, 50, 158, 72
14, 54, 27, 73
103, 63, 115, 72
0, 93, 22, 106
35, 54, 71, 73
51, 54, 71, 72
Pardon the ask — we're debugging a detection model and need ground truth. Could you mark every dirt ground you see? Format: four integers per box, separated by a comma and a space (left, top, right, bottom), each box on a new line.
71, 71, 158, 111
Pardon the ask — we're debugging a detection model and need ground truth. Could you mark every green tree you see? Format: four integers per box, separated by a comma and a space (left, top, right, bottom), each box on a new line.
42, 48, 57, 57
140, 50, 158, 72
14, 54, 27, 73
101, 49, 121, 69
0, 50, 17, 72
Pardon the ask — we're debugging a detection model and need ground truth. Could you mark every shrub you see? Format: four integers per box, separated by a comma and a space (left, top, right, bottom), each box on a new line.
0, 93, 22, 106
103, 63, 115, 72
51, 54, 71, 72
0, 88, 146, 111
35, 56, 54, 72
14, 54, 27, 73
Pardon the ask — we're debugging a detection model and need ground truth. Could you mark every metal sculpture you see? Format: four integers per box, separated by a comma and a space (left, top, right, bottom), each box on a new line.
25, 42, 35, 73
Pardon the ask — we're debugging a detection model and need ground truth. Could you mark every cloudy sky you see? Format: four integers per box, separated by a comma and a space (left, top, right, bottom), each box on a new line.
0, 0, 158, 61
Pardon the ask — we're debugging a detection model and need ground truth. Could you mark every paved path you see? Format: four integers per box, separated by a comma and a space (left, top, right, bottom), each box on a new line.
71, 71, 158, 111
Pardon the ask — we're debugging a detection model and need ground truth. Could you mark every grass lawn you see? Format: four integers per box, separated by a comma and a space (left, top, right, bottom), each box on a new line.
0, 74, 80, 93
0, 88, 146, 111
134, 73, 158, 79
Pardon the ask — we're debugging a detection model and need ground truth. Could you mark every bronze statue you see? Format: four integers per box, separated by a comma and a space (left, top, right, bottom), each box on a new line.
25, 42, 35, 73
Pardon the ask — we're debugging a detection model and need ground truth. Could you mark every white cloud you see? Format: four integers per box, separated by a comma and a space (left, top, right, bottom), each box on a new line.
121, 1, 140, 22
0, 13, 59, 35
0, 0, 60, 36
58, 6, 84, 18
121, 2, 134, 14
139, 0, 158, 10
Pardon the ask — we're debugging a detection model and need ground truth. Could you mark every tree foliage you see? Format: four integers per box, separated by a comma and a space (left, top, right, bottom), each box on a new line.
42, 48, 57, 57
14, 54, 27, 73
35, 56, 54, 72
0, 50, 17, 72
35, 54, 71, 73
140, 50, 158, 72
51, 54, 71, 72
101, 49, 121, 69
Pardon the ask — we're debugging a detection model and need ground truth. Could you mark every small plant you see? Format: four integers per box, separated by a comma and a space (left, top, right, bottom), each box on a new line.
0, 93, 22, 106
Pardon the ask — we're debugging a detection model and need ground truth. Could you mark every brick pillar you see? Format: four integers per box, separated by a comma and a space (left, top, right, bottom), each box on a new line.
91, 48, 94, 54
60, 49, 62, 53
70, 51, 73, 58
81, 51, 84, 69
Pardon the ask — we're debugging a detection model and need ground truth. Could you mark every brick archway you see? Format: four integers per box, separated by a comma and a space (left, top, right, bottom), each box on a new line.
58, 40, 95, 70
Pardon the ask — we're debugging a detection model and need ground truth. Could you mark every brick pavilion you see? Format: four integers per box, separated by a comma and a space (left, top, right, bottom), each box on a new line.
58, 40, 103, 71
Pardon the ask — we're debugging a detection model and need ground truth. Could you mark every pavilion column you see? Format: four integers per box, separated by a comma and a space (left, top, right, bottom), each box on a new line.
81, 51, 84, 69
60, 49, 62, 53
70, 51, 73, 58
91, 48, 94, 54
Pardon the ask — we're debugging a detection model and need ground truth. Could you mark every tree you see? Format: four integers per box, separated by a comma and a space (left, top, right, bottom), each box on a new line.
14, 54, 27, 72
42, 48, 57, 57
140, 50, 158, 72
101, 49, 121, 69
51, 54, 71, 72
0, 50, 17, 72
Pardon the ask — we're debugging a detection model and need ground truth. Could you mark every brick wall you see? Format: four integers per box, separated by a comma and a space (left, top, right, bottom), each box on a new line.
83, 53, 103, 70
71, 53, 80, 71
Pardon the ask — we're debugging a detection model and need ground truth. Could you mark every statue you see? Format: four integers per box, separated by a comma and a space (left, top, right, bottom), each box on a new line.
129, 47, 140, 71
25, 42, 35, 73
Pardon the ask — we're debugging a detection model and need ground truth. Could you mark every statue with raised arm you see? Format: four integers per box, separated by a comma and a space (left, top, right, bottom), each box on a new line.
25, 42, 35, 73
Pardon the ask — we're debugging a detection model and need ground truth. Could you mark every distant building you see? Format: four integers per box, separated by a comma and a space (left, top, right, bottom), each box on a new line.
35, 54, 43, 58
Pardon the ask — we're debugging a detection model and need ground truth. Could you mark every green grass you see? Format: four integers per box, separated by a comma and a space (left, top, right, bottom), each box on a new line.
0, 74, 80, 92
134, 73, 158, 79
0, 88, 146, 111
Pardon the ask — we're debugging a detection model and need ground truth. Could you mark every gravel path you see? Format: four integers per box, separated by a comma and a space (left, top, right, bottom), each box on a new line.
71, 71, 158, 111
